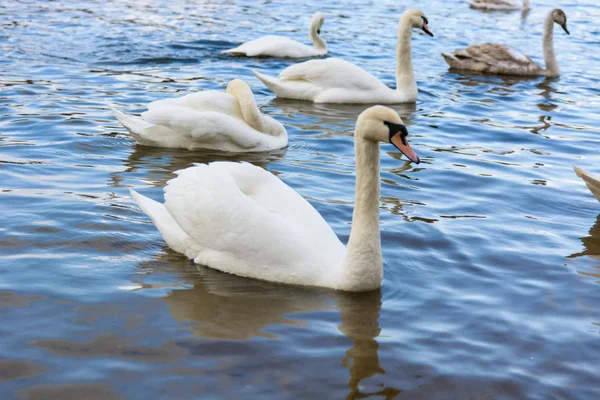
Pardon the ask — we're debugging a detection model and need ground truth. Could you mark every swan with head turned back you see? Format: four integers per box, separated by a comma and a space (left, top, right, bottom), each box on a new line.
253, 9, 433, 104
222, 12, 327, 58
442, 9, 569, 77
129, 106, 421, 292
574, 166, 600, 202
109, 79, 287, 152
469, 0, 531, 11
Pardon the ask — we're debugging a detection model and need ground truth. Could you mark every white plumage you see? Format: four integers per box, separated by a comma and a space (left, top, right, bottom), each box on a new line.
469, 0, 531, 11
253, 9, 434, 104
131, 162, 345, 288
110, 79, 287, 152
222, 12, 327, 58
130, 106, 422, 292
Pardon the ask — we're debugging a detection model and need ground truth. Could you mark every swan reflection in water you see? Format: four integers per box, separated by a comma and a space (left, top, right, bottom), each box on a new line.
133, 252, 400, 399
271, 98, 418, 134
110, 144, 287, 189
570, 215, 600, 263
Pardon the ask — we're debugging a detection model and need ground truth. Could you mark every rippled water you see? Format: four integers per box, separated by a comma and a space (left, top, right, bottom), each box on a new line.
1, 0, 600, 398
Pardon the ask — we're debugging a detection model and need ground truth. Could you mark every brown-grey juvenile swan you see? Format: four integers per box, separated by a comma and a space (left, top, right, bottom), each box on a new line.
222, 12, 327, 58
129, 106, 421, 292
442, 9, 569, 77
253, 9, 433, 104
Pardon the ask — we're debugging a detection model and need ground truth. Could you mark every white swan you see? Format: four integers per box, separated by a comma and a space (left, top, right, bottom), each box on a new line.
130, 106, 421, 292
253, 9, 433, 104
110, 79, 287, 152
221, 12, 327, 58
442, 9, 569, 77
469, 0, 530, 11
574, 166, 600, 202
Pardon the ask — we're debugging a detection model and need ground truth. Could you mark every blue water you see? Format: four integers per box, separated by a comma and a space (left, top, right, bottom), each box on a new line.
1, 0, 599, 399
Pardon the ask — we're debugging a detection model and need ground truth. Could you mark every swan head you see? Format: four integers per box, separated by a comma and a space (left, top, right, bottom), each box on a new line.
402, 9, 433, 37
225, 78, 252, 98
357, 106, 420, 164
311, 12, 325, 35
551, 9, 569, 35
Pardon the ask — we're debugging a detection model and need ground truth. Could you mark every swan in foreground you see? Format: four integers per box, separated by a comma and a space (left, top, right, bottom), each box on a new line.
221, 12, 327, 58
110, 79, 287, 152
469, 0, 530, 11
130, 106, 421, 292
442, 9, 569, 77
253, 9, 433, 104
574, 166, 600, 202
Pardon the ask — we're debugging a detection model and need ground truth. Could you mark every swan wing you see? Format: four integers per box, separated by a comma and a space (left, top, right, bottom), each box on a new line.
445, 43, 540, 75
146, 91, 242, 118
162, 162, 345, 285
470, 0, 520, 10
454, 44, 536, 66
140, 105, 265, 149
279, 58, 387, 91
574, 166, 600, 202
223, 36, 315, 58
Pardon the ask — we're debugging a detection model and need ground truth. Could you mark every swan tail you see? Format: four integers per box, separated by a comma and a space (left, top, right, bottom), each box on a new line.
253, 70, 314, 100
442, 53, 460, 69
574, 166, 600, 202
253, 70, 282, 93
130, 189, 200, 257
109, 104, 153, 136
221, 47, 240, 54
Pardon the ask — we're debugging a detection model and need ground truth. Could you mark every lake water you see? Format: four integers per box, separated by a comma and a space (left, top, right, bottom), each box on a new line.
1, 0, 599, 399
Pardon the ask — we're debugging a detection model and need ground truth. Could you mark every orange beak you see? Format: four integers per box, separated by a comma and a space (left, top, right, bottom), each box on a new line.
391, 133, 420, 164
423, 23, 434, 37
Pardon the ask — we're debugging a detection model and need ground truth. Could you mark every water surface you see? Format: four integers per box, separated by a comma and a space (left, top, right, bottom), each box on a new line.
1, 0, 599, 399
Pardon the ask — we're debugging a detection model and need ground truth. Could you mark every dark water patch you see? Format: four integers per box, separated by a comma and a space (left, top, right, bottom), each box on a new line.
0, 292, 46, 309
0, 359, 45, 383
32, 335, 188, 363
16, 383, 122, 400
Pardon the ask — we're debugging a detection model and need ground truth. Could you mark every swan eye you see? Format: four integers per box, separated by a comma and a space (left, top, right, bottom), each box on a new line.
317, 29, 321, 34
422, 16, 429, 26
384, 121, 408, 144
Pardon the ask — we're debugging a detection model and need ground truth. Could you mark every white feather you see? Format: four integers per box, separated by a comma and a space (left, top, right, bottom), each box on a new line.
222, 12, 327, 58
130, 106, 419, 292
469, 0, 530, 11
253, 9, 433, 104
110, 79, 288, 152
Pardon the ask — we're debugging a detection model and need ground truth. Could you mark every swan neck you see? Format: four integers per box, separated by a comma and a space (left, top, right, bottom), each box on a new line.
543, 14, 559, 76
396, 17, 416, 94
309, 22, 327, 50
234, 91, 265, 133
523, 0, 531, 9
341, 136, 383, 291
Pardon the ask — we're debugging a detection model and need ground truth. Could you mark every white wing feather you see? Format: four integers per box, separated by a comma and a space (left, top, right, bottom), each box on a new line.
279, 58, 388, 91
161, 162, 345, 285
223, 36, 318, 58
142, 106, 262, 149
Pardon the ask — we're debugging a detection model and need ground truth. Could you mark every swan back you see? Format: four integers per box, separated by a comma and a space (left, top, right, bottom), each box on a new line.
443, 43, 541, 76
470, 0, 528, 11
